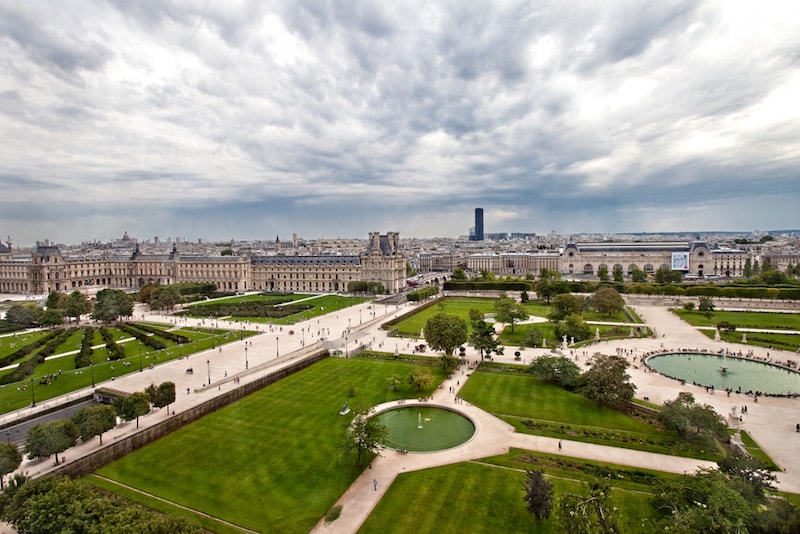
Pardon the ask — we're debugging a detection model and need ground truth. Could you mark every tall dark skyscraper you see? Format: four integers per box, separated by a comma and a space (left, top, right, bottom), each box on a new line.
474, 207, 484, 241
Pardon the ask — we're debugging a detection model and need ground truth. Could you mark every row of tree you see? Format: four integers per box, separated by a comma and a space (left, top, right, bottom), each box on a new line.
18, 381, 175, 469
4, 289, 135, 328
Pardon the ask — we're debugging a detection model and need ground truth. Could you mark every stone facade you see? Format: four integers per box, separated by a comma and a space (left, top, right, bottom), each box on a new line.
0, 232, 405, 296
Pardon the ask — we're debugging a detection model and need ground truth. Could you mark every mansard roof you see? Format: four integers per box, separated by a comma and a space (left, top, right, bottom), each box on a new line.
251, 255, 361, 266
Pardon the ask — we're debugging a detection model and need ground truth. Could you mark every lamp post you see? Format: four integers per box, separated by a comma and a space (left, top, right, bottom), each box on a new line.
359, 309, 362, 324
138, 347, 142, 372
90, 363, 95, 388
245, 345, 248, 369
30, 378, 35, 407
276, 337, 279, 359
206, 359, 211, 384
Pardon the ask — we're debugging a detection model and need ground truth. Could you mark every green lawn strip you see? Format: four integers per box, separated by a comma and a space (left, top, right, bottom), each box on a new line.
674, 309, 800, 330
0, 324, 255, 415
460, 369, 724, 461
719, 330, 800, 351
480, 448, 681, 493
184, 294, 368, 325
738, 430, 780, 471
85, 474, 248, 534
393, 297, 500, 337
0, 331, 49, 359
461, 370, 656, 433
357, 460, 652, 534
189, 293, 314, 307
96, 358, 445, 533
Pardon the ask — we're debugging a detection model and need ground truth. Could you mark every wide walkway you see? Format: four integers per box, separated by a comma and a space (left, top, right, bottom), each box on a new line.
2, 296, 798, 534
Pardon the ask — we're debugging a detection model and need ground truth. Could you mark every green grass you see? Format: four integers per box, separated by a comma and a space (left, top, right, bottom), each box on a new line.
704, 329, 800, 352
738, 430, 780, 471
393, 297, 501, 337
674, 309, 800, 330
96, 357, 445, 533
460, 369, 723, 460
184, 293, 369, 324
0, 324, 257, 414
358, 458, 654, 534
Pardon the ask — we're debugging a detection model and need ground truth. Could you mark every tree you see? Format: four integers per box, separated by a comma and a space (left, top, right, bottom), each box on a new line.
469, 320, 499, 362
452, 267, 466, 280
386, 375, 403, 392
64, 290, 90, 323
718, 453, 778, 501
548, 293, 583, 322
534, 269, 566, 303
578, 354, 636, 409
409, 368, 434, 392
682, 301, 695, 311
698, 296, 715, 313
45, 291, 65, 310
72, 404, 117, 445
25, 419, 78, 465
556, 479, 619, 534
493, 296, 528, 333
654, 266, 683, 284
630, 266, 647, 283
660, 392, 727, 442
38, 308, 64, 327
154, 381, 176, 413
424, 313, 467, 356
597, 265, 609, 282
0, 475, 202, 533
528, 355, 581, 390
612, 265, 624, 283
554, 313, 592, 343
91, 289, 133, 322
651, 469, 753, 533
114, 392, 151, 428
341, 407, 387, 467
151, 285, 182, 311
523, 469, 554, 519
0, 442, 22, 490
743, 258, 753, 278
5, 303, 42, 326
592, 286, 625, 318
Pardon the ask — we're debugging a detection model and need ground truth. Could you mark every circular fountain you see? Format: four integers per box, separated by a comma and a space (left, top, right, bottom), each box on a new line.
646, 352, 800, 395
374, 406, 475, 452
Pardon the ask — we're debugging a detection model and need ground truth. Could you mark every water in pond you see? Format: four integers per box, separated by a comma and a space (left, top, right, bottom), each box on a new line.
374, 406, 475, 452
647, 352, 800, 395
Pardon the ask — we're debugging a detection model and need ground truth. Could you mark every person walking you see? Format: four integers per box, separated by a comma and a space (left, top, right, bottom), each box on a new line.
373, 478, 378, 491
558, 440, 562, 451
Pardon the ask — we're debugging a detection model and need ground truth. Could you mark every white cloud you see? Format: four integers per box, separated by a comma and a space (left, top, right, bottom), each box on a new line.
0, 0, 798, 245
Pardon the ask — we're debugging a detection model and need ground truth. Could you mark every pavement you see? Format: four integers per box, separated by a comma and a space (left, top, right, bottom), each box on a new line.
1, 295, 798, 534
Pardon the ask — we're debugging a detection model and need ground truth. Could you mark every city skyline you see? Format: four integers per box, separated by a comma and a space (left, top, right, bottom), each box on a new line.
1, 1, 798, 246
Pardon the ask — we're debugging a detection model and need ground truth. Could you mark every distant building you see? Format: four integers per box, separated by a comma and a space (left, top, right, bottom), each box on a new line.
0, 232, 406, 295
470, 208, 484, 241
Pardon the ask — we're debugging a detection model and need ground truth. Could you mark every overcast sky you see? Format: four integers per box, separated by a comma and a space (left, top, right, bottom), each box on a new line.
1, 1, 798, 246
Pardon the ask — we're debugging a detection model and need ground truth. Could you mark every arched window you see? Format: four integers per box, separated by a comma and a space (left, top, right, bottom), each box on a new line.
644, 264, 654, 273
583, 264, 593, 274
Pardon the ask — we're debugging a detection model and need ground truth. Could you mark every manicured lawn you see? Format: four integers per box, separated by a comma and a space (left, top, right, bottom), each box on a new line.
700, 329, 800, 352
185, 293, 369, 324
460, 369, 723, 460
674, 309, 800, 330
393, 297, 500, 337
95, 357, 445, 533
739, 430, 779, 471
0, 324, 255, 414
357, 458, 654, 534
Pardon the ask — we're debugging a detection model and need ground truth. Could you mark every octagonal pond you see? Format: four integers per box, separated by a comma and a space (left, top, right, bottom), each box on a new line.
646, 352, 800, 396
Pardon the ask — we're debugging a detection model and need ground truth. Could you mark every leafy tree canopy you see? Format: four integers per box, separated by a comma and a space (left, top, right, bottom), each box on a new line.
578, 354, 636, 409
424, 313, 467, 356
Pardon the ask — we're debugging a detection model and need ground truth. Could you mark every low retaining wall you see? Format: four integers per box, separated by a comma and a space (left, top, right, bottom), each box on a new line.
53, 350, 328, 478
